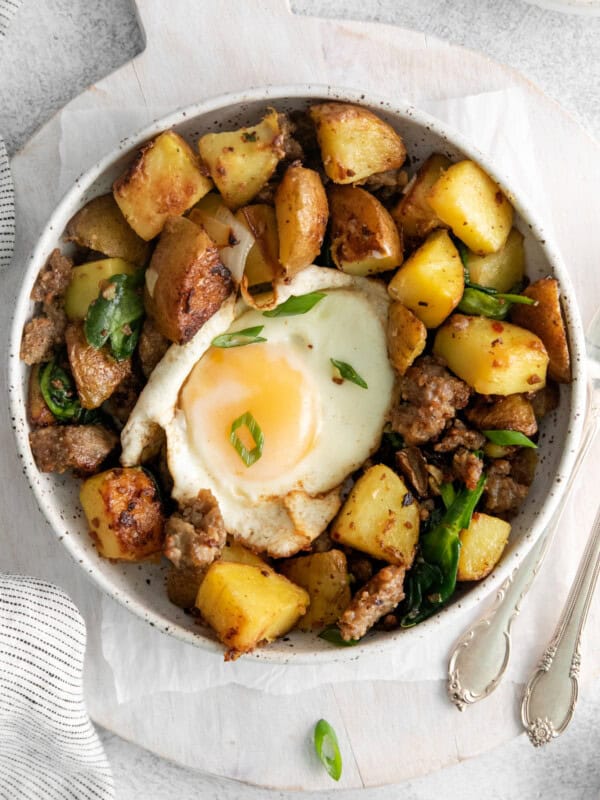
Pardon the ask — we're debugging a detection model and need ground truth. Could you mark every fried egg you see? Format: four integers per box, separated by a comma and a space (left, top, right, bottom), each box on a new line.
121, 267, 395, 556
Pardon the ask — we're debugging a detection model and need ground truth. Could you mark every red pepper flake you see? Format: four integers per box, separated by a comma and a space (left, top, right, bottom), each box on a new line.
492, 322, 504, 333
527, 374, 542, 385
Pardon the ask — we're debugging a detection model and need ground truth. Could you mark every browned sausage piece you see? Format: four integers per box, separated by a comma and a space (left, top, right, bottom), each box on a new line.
164, 489, 226, 572
338, 564, 406, 641
29, 425, 118, 474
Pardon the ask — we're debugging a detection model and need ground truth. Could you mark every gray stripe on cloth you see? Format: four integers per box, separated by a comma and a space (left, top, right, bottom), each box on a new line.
0, 0, 20, 37
0, 137, 14, 272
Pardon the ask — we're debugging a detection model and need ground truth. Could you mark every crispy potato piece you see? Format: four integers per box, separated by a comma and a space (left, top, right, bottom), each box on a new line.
328, 185, 402, 275
114, 130, 212, 240
80, 467, 165, 561
457, 512, 511, 581
195, 561, 309, 658
387, 301, 427, 375
238, 204, 282, 287
434, 314, 549, 395
391, 153, 451, 240
331, 464, 419, 567
463, 228, 525, 292
511, 277, 571, 383
221, 540, 268, 568
387, 230, 464, 328
64, 258, 139, 321
147, 216, 232, 344
28, 363, 55, 427
198, 109, 284, 210
65, 194, 150, 265
530, 380, 560, 420
309, 102, 406, 184
274, 163, 328, 276
428, 160, 513, 255
280, 550, 351, 631
65, 322, 131, 409
466, 394, 538, 437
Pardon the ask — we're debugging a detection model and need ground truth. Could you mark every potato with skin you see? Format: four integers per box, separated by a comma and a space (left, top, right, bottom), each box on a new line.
434, 314, 549, 395
147, 216, 233, 344
458, 512, 511, 581
238, 204, 282, 287
466, 394, 538, 437
309, 102, 406, 184
463, 228, 525, 292
198, 109, 284, 210
331, 464, 419, 567
428, 160, 513, 255
511, 277, 571, 383
328, 185, 403, 275
64, 258, 140, 321
65, 194, 150, 265
391, 153, 451, 240
280, 550, 351, 631
65, 322, 131, 409
80, 467, 165, 561
195, 561, 309, 658
114, 130, 213, 240
28, 364, 55, 427
387, 230, 464, 328
387, 302, 427, 375
275, 163, 328, 276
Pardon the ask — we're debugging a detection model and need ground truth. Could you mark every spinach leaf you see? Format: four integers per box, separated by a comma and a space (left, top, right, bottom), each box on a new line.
39, 358, 98, 424
318, 626, 360, 647
84, 273, 144, 361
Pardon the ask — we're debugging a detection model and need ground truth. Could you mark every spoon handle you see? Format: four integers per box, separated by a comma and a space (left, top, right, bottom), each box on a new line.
448, 415, 597, 711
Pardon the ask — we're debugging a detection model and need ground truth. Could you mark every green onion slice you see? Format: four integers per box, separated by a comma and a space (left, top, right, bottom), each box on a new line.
314, 719, 343, 781
439, 482, 457, 510
229, 411, 265, 467
262, 291, 326, 317
211, 326, 267, 348
318, 626, 359, 647
330, 359, 368, 389
482, 429, 538, 449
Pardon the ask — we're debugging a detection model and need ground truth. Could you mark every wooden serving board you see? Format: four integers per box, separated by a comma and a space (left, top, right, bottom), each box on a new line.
4, 0, 600, 790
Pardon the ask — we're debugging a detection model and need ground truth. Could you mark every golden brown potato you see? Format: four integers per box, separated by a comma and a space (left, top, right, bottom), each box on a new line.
328, 185, 402, 275
65, 322, 131, 409
309, 102, 406, 184
238, 204, 282, 287
147, 216, 233, 344
274, 163, 328, 276
391, 153, 451, 240
457, 512, 511, 581
80, 467, 165, 561
428, 160, 513, 255
331, 464, 419, 567
463, 228, 525, 292
64, 258, 140, 321
280, 550, 351, 631
221, 540, 268, 568
387, 301, 427, 375
195, 561, 309, 658
198, 109, 284, 209
511, 277, 571, 383
387, 229, 464, 328
466, 394, 538, 437
65, 194, 150, 265
28, 363, 55, 427
114, 130, 212, 240
433, 314, 549, 395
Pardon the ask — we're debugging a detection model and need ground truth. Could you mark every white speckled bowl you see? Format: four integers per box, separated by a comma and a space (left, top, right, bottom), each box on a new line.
8, 85, 587, 663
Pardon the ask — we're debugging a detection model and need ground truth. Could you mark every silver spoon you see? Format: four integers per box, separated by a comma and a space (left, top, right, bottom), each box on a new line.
447, 309, 600, 721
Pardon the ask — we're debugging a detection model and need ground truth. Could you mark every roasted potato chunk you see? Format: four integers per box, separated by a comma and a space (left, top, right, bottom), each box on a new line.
221, 540, 268, 568
238, 204, 282, 287
434, 315, 549, 395
274, 163, 328, 276
331, 464, 419, 567
65, 322, 131, 409
328, 185, 402, 275
147, 216, 232, 344
387, 230, 463, 328
309, 102, 406, 184
391, 153, 451, 240
64, 258, 140, 321
65, 194, 150, 265
114, 130, 212, 240
80, 467, 165, 561
457, 512, 511, 581
280, 550, 351, 631
466, 394, 538, 437
387, 302, 427, 375
28, 363, 55, 427
463, 228, 525, 292
511, 277, 571, 383
198, 109, 284, 210
195, 561, 309, 658
428, 160, 513, 255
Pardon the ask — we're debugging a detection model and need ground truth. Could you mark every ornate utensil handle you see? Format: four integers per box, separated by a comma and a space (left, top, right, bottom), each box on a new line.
522, 501, 600, 746
448, 415, 597, 712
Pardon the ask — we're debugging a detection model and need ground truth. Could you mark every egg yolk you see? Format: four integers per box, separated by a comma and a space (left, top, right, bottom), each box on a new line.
180, 342, 320, 483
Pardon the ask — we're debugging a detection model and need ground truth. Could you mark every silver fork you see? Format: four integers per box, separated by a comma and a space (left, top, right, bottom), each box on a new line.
448, 310, 600, 733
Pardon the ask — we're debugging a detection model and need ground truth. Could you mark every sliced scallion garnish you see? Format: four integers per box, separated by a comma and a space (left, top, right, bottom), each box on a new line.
439, 482, 456, 510
482, 429, 538, 449
330, 359, 368, 389
262, 291, 326, 317
211, 326, 267, 348
229, 411, 265, 467
313, 719, 342, 781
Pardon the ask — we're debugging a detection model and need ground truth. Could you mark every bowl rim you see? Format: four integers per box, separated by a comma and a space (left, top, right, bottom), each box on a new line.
8, 83, 588, 664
